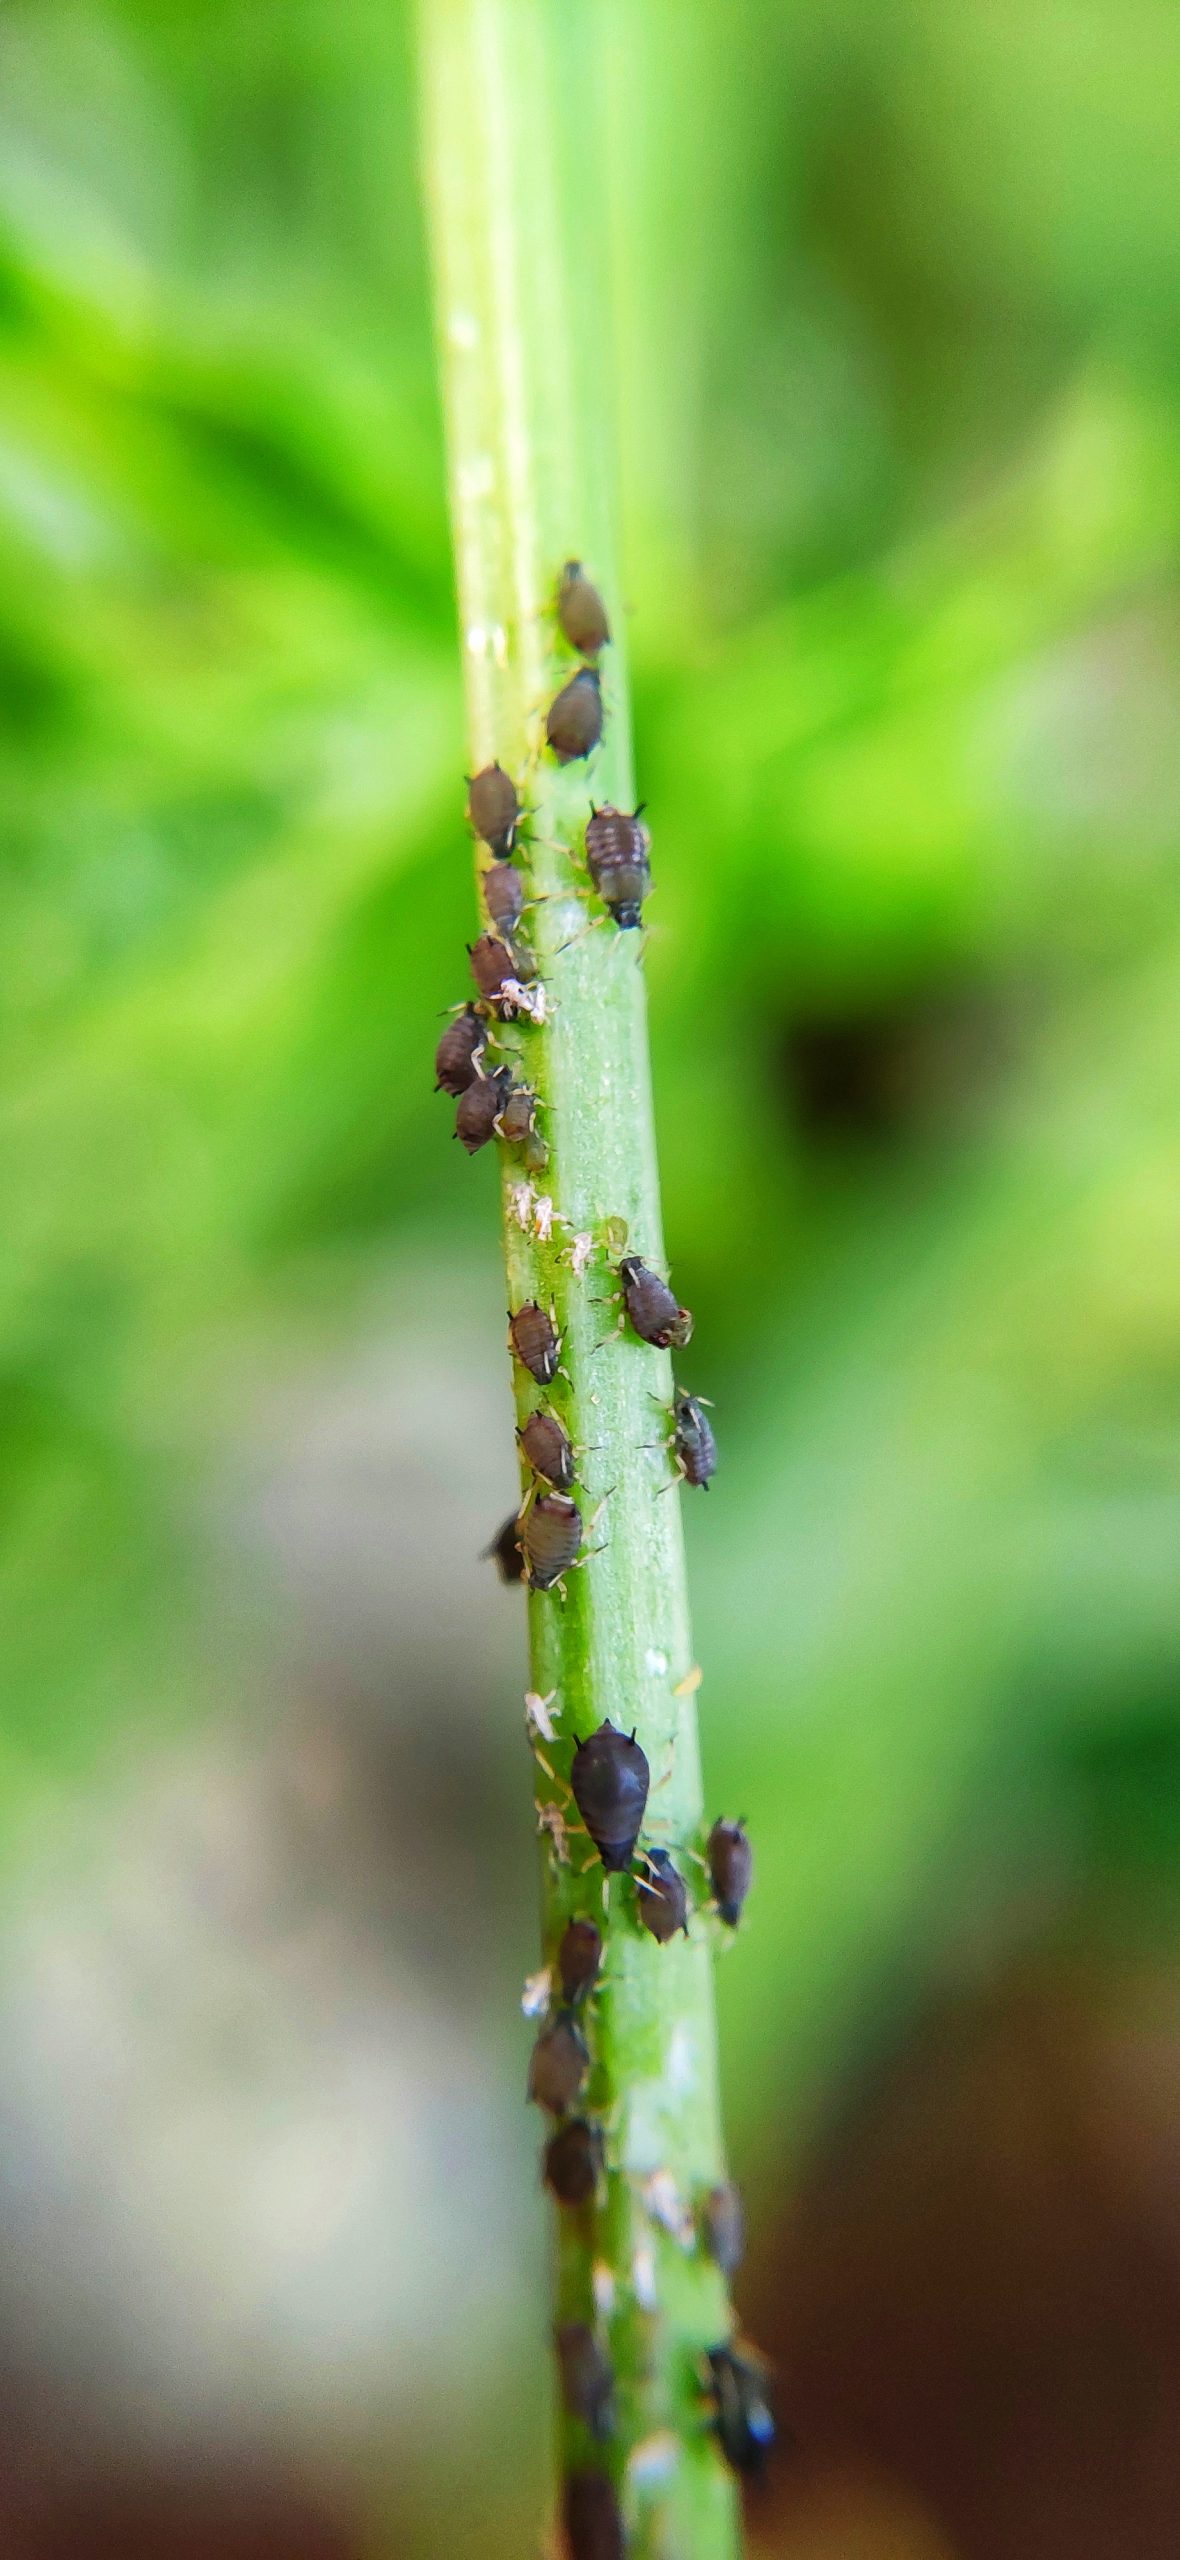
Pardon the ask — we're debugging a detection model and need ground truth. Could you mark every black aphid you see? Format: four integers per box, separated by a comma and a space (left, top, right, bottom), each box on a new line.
546, 666, 603, 764
484, 1511, 524, 1584
558, 560, 611, 659
701, 2181, 745, 2279
636, 1846, 689, 1944
498, 1083, 538, 1146
585, 805, 651, 931
522, 1492, 582, 1591
705, 2343, 775, 2477
434, 1003, 488, 1097
483, 860, 525, 936
455, 1064, 512, 1153
555, 2324, 615, 2441
467, 761, 520, 856
563, 2468, 624, 2560
558, 1915, 604, 2005
619, 1256, 694, 1350
509, 1301, 561, 1384
707, 1818, 753, 1928
528, 2010, 590, 2114
672, 1390, 717, 1488
517, 1409, 575, 1491
468, 932, 519, 1005
544, 2117, 603, 2207
570, 1721, 649, 1873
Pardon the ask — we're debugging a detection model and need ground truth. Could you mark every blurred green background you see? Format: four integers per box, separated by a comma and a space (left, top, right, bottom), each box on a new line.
1, 3, 1179, 2555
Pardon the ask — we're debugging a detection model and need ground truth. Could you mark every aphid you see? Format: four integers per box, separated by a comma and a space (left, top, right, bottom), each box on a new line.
619, 1256, 694, 1350
707, 1818, 753, 1928
510, 1300, 561, 1384
555, 2324, 615, 2440
563, 2468, 624, 2560
455, 1064, 513, 1153
570, 1721, 650, 1873
522, 1492, 582, 1591
701, 2181, 745, 2279
483, 859, 525, 935
528, 2010, 590, 2113
498, 1084, 539, 1146
544, 2117, 603, 2207
584, 805, 651, 931
484, 1511, 524, 1583
705, 2343, 775, 2477
467, 761, 520, 856
517, 1409, 575, 1491
558, 560, 611, 659
469, 932, 519, 1004
558, 1915, 604, 2005
434, 1003, 488, 1097
636, 1846, 689, 1944
672, 1390, 717, 1489
546, 666, 603, 764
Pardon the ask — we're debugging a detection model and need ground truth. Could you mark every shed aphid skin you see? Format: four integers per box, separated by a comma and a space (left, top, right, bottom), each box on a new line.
557, 560, 611, 659
701, 2181, 745, 2279
705, 2343, 776, 2477
558, 1914, 604, 2005
618, 1256, 694, 1350
555, 2323, 615, 2441
434, 1002, 488, 1097
546, 665, 603, 764
522, 1491, 582, 1591
570, 1721, 650, 1873
482, 858, 525, 936
707, 1817, 753, 1928
484, 1510, 525, 1584
517, 1408, 575, 1492
455, 1063, 512, 1153
563, 2467, 625, 2560
544, 2117, 604, 2207
527, 2010, 590, 2114
584, 804, 651, 930
636, 1846, 689, 1944
509, 1299, 561, 1384
467, 760, 520, 856
671, 1389, 717, 1489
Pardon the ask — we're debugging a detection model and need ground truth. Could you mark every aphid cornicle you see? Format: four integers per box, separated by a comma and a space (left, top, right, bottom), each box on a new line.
455, 1064, 512, 1153
563, 2468, 624, 2560
584, 805, 651, 931
558, 1915, 604, 2005
467, 761, 520, 856
706, 2343, 776, 2477
528, 2010, 590, 2114
544, 2117, 603, 2207
518, 1409, 575, 1491
707, 1818, 753, 1928
434, 1003, 487, 1097
570, 1721, 650, 1873
483, 859, 525, 936
497, 1084, 538, 1146
555, 2324, 615, 2441
523, 1492, 582, 1591
619, 1256, 694, 1350
510, 1301, 561, 1384
636, 1846, 689, 1944
672, 1390, 717, 1489
546, 666, 603, 764
701, 2181, 745, 2279
557, 560, 611, 659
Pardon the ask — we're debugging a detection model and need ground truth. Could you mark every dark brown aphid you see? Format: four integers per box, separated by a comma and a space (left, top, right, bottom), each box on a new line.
563, 2468, 624, 2560
558, 560, 611, 659
544, 2117, 603, 2207
497, 1083, 538, 1145
483, 859, 525, 935
706, 2343, 775, 2476
510, 1300, 561, 1384
619, 1256, 694, 1350
518, 1409, 575, 1491
546, 666, 603, 764
555, 2324, 615, 2441
467, 760, 520, 855
570, 1721, 650, 1873
558, 1915, 604, 2005
455, 1064, 512, 1153
483, 1510, 524, 1583
584, 805, 651, 931
522, 1492, 582, 1591
528, 2010, 590, 2114
434, 1003, 488, 1097
468, 931, 519, 1005
701, 2181, 745, 2279
708, 1818, 753, 1928
672, 1390, 717, 1489
636, 1846, 689, 1943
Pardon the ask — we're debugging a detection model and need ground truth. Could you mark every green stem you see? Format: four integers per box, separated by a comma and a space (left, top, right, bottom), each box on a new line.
417, 8, 741, 2554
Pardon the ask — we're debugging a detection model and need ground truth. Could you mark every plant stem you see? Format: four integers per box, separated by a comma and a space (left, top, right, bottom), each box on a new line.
417, 7, 741, 2554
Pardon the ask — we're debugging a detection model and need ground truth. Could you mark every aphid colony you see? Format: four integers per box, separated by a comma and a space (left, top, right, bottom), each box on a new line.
435, 558, 773, 2532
